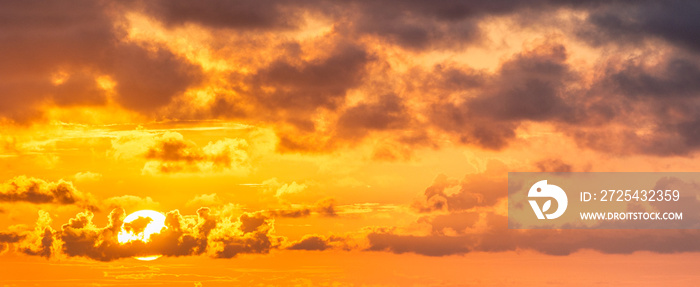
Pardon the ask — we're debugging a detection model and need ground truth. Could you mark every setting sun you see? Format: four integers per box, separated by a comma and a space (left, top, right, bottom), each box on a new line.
117, 210, 167, 261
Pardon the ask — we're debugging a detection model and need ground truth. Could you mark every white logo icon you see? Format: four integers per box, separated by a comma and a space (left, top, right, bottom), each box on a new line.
528, 180, 568, 219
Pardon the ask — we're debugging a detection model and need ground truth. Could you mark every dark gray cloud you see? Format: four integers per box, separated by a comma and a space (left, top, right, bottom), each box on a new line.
109, 44, 204, 113
428, 42, 578, 149
251, 43, 371, 113
129, 0, 619, 50
580, 1, 700, 52
0, 0, 202, 122
567, 54, 700, 156
133, 0, 310, 30
336, 94, 411, 140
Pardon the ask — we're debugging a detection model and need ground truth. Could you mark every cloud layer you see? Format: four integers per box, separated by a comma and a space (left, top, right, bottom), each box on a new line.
2, 0, 700, 157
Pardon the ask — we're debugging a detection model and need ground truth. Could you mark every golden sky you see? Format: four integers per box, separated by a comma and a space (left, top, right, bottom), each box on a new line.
3, 0, 700, 286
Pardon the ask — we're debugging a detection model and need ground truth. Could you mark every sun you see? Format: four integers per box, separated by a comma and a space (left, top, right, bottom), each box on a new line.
117, 210, 167, 261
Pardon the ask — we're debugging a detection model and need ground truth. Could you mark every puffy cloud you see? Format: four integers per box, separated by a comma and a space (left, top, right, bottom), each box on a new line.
60, 209, 131, 261
150, 208, 216, 257
5, 207, 284, 261
0, 176, 95, 208
208, 211, 282, 258
20, 210, 56, 258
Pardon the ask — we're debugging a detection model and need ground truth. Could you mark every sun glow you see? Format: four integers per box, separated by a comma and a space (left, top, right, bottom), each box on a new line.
117, 210, 167, 261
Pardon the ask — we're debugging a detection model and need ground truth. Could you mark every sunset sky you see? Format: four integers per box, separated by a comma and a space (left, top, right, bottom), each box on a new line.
3, 0, 700, 286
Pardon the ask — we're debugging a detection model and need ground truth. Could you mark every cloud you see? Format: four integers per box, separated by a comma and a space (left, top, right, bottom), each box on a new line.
313, 198, 338, 217
579, 1, 700, 52
367, 231, 472, 256
186, 193, 222, 207
264, 198, 339, 218
428, 41, 577, 149
535, 158, 573, 172
0, 231, 25, 254
142, 132, 250, 175
0, 0, 202, 122
266, 207, 311, 218
368, 214, 700, 256
74, 171, 103, 182
8, 0, 700, 159
412, 161, 507, 213
371, 168, 700, 257
134, 0, 309, 30
259, 178, 307, 198
253, 43, 370, 112
3, 207, 285, 261
20, 210, 55, 258
110, 131, 251, 175
7, 0, 700, 160
0, 232, 24, 243
0, 204, 350, 261
104, 195, 160, 210
286, 234, 348, 251
336, 94, 411, 140
0, 176, 95, 208
208, 211, 282, 258
6, 171, 700, 261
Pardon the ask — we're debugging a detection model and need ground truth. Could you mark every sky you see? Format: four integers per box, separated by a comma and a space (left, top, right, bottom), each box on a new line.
2, 0, 700, 286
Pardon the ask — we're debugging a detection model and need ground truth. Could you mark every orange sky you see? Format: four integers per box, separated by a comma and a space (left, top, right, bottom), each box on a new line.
2, 0, 700, 286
